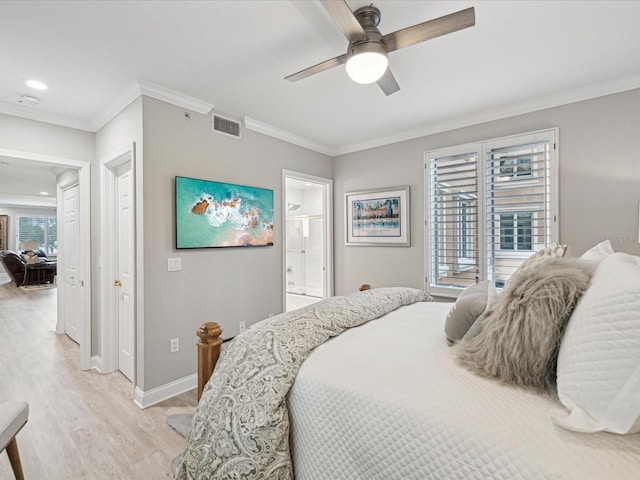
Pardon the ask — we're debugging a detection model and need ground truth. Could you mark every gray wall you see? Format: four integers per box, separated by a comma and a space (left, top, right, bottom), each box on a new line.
141, 97, 332, 390
333, 88, 640, 295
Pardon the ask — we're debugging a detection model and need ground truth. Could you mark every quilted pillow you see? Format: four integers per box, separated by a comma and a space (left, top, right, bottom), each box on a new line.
444, 281, 496, 345
556, 252, 640, 434
456, 257, 592, 391
580, 238, 614, 264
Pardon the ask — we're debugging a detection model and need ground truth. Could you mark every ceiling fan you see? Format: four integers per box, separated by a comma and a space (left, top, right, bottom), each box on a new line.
285, 1, 475, 96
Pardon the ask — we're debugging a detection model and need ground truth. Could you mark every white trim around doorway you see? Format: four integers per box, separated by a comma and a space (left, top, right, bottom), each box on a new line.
0, 147, 92, 370
98, 142, 138, 387
282, 170, 334, 312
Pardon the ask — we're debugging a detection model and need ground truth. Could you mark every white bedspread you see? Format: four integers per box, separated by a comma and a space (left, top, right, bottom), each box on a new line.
288, 302, 640, 480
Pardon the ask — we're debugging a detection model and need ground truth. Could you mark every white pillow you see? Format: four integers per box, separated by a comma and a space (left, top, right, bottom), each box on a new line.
580, 238, 614, 264
555, 252, 640, 434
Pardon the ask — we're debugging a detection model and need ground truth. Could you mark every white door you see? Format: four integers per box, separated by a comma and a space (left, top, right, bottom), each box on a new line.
116, 163, 135, 381
63, 185, 81, 344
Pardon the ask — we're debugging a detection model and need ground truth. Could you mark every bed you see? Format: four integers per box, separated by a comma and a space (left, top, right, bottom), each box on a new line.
175, 243, 640, 480
288, 301, 640, 480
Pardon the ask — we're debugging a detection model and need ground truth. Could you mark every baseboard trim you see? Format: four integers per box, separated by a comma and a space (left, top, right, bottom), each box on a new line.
90, 355, 103, 373
133, 373, 197, 409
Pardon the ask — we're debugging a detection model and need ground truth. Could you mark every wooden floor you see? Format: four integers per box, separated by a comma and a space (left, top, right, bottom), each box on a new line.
0, 275, 196, 479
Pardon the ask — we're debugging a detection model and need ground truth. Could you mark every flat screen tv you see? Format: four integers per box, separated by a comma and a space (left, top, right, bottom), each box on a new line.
175, 176, 274, 249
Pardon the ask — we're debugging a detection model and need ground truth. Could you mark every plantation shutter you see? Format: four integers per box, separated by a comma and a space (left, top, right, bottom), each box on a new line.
18, 216, 46, 249
429, 149, 480, 290
426, 129, 557, 296
17, 215, 57, 255
485, 137, 553, 287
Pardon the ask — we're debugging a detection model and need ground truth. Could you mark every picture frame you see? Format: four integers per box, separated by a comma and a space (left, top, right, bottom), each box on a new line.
0, 215, 7, 251
345, 186, 410, 246
175, 176, 274, 249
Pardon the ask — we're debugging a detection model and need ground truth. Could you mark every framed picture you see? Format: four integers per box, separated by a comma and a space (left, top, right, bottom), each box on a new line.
345, 186, 410, 246
175, 176, 274, 249
0, 215, 7, 251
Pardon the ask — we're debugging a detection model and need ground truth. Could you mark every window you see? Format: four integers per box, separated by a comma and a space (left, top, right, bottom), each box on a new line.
499, 212, 532, 251
17, 215, 57, 256
426, 129, 557, 295
499, 156, 532, 177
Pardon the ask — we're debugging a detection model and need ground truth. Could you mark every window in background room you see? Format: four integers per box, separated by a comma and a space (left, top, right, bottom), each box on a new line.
499, 212, 533, 251
426, 129, 557, 296
17, 215, 57, 256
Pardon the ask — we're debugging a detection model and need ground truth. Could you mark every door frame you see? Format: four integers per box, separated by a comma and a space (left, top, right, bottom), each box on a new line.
282, 170, 334, 311
0, 147, 92, 370
99, 142, 137, 381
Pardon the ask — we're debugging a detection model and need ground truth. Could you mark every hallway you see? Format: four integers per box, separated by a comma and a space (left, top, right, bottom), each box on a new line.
0, 276, 194, 479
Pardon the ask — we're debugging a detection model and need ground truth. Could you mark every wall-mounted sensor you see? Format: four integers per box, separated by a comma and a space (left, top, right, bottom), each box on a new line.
19, 95, 40, 106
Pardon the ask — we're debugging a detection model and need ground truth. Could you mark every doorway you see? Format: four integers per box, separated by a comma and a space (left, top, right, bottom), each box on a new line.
283, 171, 333, 312
0, 148, 91, 370
100, 144, 136, 382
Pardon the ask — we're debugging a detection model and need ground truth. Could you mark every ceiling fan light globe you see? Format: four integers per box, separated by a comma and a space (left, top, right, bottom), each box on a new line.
345, 42, 389, 84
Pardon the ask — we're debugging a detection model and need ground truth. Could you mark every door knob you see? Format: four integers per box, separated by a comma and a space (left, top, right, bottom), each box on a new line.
114, 280, 122, 287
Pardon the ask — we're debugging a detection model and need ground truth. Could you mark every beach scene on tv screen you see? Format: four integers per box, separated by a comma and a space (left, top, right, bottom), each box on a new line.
176, 177, 274, 248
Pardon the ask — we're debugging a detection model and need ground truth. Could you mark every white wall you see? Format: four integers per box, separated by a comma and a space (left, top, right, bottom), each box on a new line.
141, 96, 333, 390
333, 88, 640, 295
0, 113, 94, 161
0, 114, 93, 276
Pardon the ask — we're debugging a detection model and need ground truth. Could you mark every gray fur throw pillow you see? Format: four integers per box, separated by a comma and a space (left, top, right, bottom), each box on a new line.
456, 257, 593, 392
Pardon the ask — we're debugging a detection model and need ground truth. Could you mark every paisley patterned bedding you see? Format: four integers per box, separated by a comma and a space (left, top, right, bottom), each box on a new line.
173, 287, 430, 480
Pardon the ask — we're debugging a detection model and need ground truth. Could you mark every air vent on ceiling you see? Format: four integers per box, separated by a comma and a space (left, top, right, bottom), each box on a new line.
211, 111, 242, 139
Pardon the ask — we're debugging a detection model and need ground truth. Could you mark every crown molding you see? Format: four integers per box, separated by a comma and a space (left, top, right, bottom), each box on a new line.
0, 101, 93, 132
90, 79, 215, 131
244, 117, 334, 156
136, 79, 214, 115
332, 75, 640, 156
3, 74, 639, 156
90, 80, 142, 131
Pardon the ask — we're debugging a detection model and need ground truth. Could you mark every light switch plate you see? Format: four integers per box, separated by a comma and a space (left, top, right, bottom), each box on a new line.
168, 258, 182, 271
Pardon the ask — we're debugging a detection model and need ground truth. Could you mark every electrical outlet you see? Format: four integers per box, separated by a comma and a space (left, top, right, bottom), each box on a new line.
239, 321, 246, 333
170, 338, 179, 353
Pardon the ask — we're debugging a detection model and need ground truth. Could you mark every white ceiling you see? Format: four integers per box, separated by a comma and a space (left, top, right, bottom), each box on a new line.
1, 0, 640, 156
0, 156, 58, 207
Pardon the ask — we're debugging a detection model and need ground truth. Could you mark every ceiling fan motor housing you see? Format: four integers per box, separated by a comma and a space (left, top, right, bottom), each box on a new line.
349, 5, 387, 52
345, 5, 389, 84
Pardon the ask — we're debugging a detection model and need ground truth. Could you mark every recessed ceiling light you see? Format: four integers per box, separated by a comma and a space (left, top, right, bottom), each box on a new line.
26, 79, 48, 90
40, 191, 49, 195
304, 183, 312, 186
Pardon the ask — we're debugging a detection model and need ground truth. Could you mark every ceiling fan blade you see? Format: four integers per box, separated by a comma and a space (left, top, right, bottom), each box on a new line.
320, 0, 368, 43
382, 7, 475, 53
285, 54, 347, 82
377, 69, 400, 96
